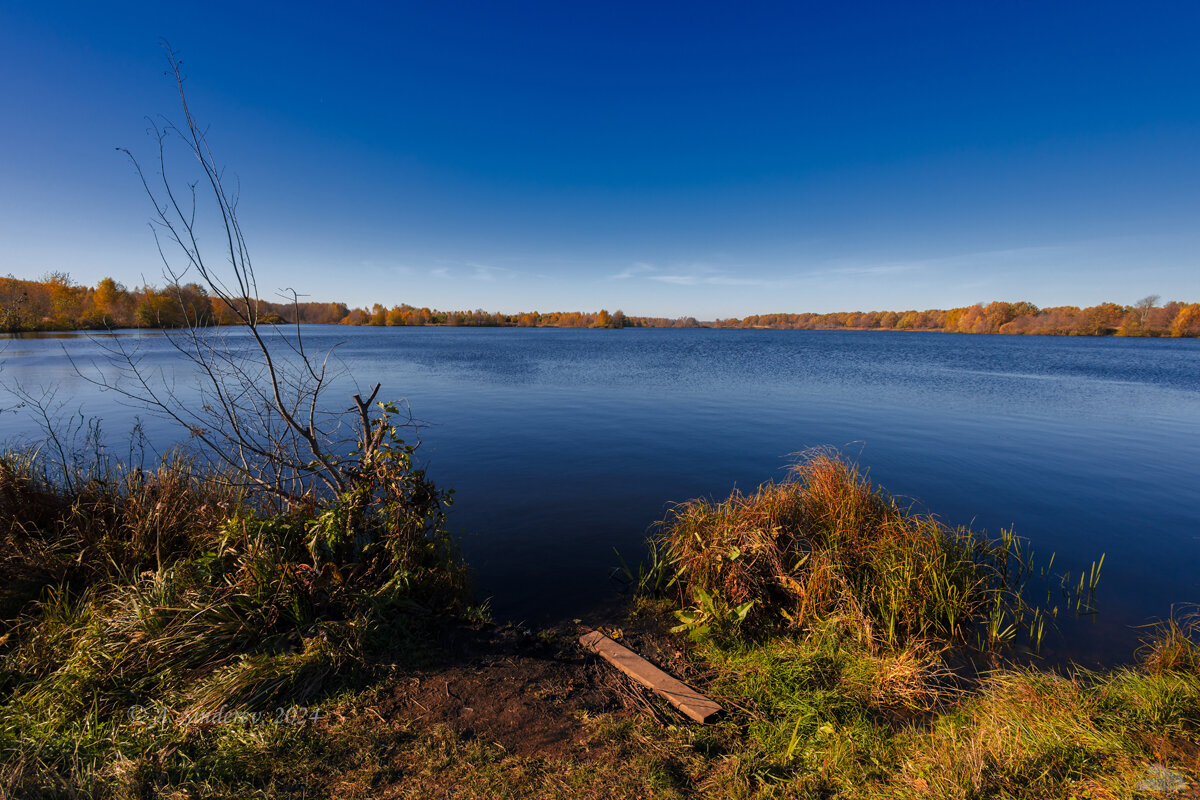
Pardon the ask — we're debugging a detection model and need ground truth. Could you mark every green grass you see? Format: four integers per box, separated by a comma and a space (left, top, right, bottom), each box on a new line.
623, 451, 1199, 798
2, 447, 1196, 798
0, 446, 470, 795
674, 625, 1199, 799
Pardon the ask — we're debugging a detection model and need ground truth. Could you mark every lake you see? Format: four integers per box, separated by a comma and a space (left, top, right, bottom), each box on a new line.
3, 326, 1198, 665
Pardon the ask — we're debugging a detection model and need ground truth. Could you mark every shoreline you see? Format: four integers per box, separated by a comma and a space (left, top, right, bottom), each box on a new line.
5, 321, 1200, 339
4, 275, 1199, 336
2, 447, 1196, 797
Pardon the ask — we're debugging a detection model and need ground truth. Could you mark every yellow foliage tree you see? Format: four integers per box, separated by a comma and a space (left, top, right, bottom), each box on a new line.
1170, 303, 1200, 337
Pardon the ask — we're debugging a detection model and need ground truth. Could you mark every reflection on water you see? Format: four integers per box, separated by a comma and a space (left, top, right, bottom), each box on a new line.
4, 326, 1199, 665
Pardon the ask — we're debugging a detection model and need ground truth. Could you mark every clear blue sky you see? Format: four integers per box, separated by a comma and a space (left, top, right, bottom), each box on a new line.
2, 1, 1199, 318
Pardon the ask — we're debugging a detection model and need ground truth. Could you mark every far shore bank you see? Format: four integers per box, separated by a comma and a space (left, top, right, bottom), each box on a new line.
4, 274, 1199, 337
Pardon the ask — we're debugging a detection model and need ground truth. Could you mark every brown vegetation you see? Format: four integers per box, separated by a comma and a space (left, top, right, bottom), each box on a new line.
0, 273, 348, 332
4, 447, 1197, 798
655, 452, 1033, 650
11, 272, 1197, 336
717, 298, 1200, 337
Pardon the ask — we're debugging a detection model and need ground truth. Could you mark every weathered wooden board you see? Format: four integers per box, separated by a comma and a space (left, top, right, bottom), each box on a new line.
579, 630, 721, 723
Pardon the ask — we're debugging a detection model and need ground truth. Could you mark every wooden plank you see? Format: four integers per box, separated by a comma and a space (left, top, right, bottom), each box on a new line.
579, 630, 722, 723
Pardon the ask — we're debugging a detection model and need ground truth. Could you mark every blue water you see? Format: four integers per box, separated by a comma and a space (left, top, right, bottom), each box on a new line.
3, 327, 1199, 665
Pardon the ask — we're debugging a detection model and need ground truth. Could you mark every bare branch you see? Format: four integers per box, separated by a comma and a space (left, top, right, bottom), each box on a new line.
94, 44, 443, 520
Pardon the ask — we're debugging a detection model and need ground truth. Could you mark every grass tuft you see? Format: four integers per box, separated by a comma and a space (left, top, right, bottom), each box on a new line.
656, 451, 1031, 650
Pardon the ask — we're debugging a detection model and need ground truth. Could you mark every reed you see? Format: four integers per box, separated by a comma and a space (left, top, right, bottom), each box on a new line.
654, 451, 1033, 650
632, 453, 1199, 798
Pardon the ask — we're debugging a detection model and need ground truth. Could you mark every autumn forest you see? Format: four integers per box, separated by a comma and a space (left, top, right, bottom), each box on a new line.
3, 273, 1199, 337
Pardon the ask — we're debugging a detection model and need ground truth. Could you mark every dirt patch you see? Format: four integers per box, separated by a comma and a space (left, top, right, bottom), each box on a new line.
1138, 733, 1200, 798
381, 621, 695, 758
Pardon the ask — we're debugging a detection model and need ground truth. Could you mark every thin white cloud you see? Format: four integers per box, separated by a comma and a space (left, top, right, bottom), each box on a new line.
466, 262, 518, 282
632, 260, 775, 287
356, 259, 415, 276
648, 273, 773, 287
427, 261, 522, 282
706, 275, 773, 287
814, 263, 924, 278
649, 274, 700, 286
806, 243, 1081, 280
605, 242, 1112, 297
609, 262, 657, 280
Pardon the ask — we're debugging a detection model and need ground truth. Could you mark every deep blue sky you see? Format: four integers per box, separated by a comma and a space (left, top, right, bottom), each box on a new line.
2, 1, 1199, 317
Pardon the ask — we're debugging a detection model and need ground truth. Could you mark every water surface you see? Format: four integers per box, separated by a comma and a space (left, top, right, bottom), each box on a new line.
4, 327, 1198, 665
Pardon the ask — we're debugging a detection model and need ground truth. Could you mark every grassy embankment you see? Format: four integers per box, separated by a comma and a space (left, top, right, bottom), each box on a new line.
629, 453, 1199, 798
1, 450, 1196, 798
0, 445, 470, 795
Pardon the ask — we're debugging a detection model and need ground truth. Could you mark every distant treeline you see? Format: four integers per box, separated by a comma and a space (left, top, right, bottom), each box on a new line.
712, 298, 1200, 337
338, 305, 700, 329
3, 273, 1199, 337
0, 274, 693, 332
0, 273, 349, 332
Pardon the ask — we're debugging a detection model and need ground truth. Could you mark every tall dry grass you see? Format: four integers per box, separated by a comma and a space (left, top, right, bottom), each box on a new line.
650, 454, 1200, 798
0, 451, 242, 620
657, 452, 1028, 648
0, 445, 469, 793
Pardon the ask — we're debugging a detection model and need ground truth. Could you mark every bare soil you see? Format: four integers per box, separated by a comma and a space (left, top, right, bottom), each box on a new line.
380, 621, 694, 759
